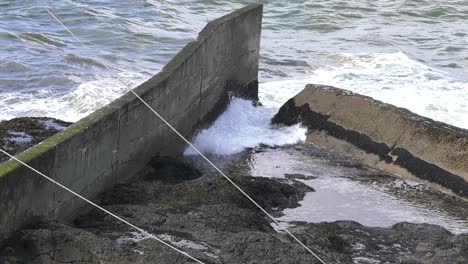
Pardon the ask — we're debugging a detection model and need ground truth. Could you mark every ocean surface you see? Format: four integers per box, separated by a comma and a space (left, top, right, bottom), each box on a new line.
1, 0, 467, 128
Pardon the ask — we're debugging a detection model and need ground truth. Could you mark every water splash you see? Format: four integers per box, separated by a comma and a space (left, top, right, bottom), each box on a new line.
184, 97, 306, 156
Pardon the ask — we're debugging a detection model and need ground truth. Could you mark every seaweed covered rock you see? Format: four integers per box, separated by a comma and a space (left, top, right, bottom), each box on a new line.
0, 117, 71, 162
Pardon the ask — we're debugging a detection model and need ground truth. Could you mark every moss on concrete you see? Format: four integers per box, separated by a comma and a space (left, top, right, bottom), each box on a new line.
0, 105, 119, 178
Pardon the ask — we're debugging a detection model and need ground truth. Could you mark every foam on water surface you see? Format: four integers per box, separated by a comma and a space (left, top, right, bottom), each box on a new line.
40, 119, 67, 131
184, 97, 306, 156
116, 231, 218, 259
260, 52, 468, 129
0, 71, 147, 122
6, 131, 33, 143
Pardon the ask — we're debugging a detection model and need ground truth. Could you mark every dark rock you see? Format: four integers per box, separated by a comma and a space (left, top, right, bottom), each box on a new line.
251, 100, 262, 107
1, 156, 316, 263
220, 231, 333, 264
4, 220, 207, 264
146, 156, 203, 184
289, 221, 468, 264
284, 173, 318, 180
2, 157, 467, 264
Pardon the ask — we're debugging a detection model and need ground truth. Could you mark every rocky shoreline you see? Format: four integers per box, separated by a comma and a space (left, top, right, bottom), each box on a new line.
1, 155, 467, 263
0, 117, 71, 162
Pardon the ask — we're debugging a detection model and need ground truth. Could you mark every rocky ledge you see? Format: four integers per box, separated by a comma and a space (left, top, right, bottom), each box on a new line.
0, 117, 71, 162
1, 156, 466, 263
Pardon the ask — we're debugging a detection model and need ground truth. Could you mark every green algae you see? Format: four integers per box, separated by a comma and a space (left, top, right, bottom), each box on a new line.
0, 104, 120, 178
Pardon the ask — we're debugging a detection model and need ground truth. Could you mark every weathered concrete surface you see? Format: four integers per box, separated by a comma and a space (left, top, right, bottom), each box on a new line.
0, 4, 263, 244
272, 84, 468, 198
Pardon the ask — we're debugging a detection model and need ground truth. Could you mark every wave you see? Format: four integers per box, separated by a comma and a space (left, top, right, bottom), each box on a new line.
259, 52, 468, 129
0, 61, 30, 73
19, 32, 66, 47
0, 71, 147, 122
64, 54, 107, 68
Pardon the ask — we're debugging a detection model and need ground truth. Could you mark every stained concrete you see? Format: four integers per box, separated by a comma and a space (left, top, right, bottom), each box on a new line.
272, 84, 468, 198
0, 4, 263, 244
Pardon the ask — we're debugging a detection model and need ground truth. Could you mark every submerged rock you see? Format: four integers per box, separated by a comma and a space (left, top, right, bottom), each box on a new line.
0, 117, 71, 162
285, 173, 318, 180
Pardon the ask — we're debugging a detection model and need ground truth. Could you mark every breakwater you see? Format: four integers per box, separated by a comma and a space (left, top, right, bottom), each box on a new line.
273, 84, 468, 198
0, 4, 263, 243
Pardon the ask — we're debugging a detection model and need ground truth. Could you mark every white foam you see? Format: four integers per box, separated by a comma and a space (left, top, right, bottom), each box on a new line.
40, 119, 67, 131
6, 131, 33, 143
116, 231, 150, 245
156, 234, 208, 251
133, 249, 145, 256
116, 231, 217, 258
0, 71, 147, 122
184, 97, 306, 156
259, 52, 468, 129
393, 179, 423, 190
117, 231, 209, 250
353, 257, 382, 264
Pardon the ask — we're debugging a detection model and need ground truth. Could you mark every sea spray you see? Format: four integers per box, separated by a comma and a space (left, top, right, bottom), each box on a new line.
184, 97, 306, 156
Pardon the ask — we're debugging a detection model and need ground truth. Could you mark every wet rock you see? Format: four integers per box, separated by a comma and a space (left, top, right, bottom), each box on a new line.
146, 156, 203, 184
220, 231, 336, 264
284, 173, 318, 180
1, 156, 316, 263
4, 221, 208, 264
288, 221, 468, 264
1, 157, 467, 264
0, 117, 71, 162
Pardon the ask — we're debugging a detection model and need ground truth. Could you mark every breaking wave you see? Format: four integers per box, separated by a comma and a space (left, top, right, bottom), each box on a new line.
184, 97, 306, 156
260, 52, 468, 129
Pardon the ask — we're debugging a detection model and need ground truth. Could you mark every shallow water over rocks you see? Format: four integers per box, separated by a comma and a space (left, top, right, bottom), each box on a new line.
185, 142, 468, 235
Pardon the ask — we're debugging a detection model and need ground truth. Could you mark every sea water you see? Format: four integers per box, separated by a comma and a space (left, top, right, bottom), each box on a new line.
1, 0, 466, 127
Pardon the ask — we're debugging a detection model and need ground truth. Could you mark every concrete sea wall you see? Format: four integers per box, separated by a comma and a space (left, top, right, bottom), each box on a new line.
273, 84, 468, 198
0, 4, 262, 243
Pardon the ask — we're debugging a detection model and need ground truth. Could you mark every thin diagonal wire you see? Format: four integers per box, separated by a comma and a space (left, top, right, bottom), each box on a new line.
35, 3, 328, 264
0, 148, 205, 264
44, 8, 85, 46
